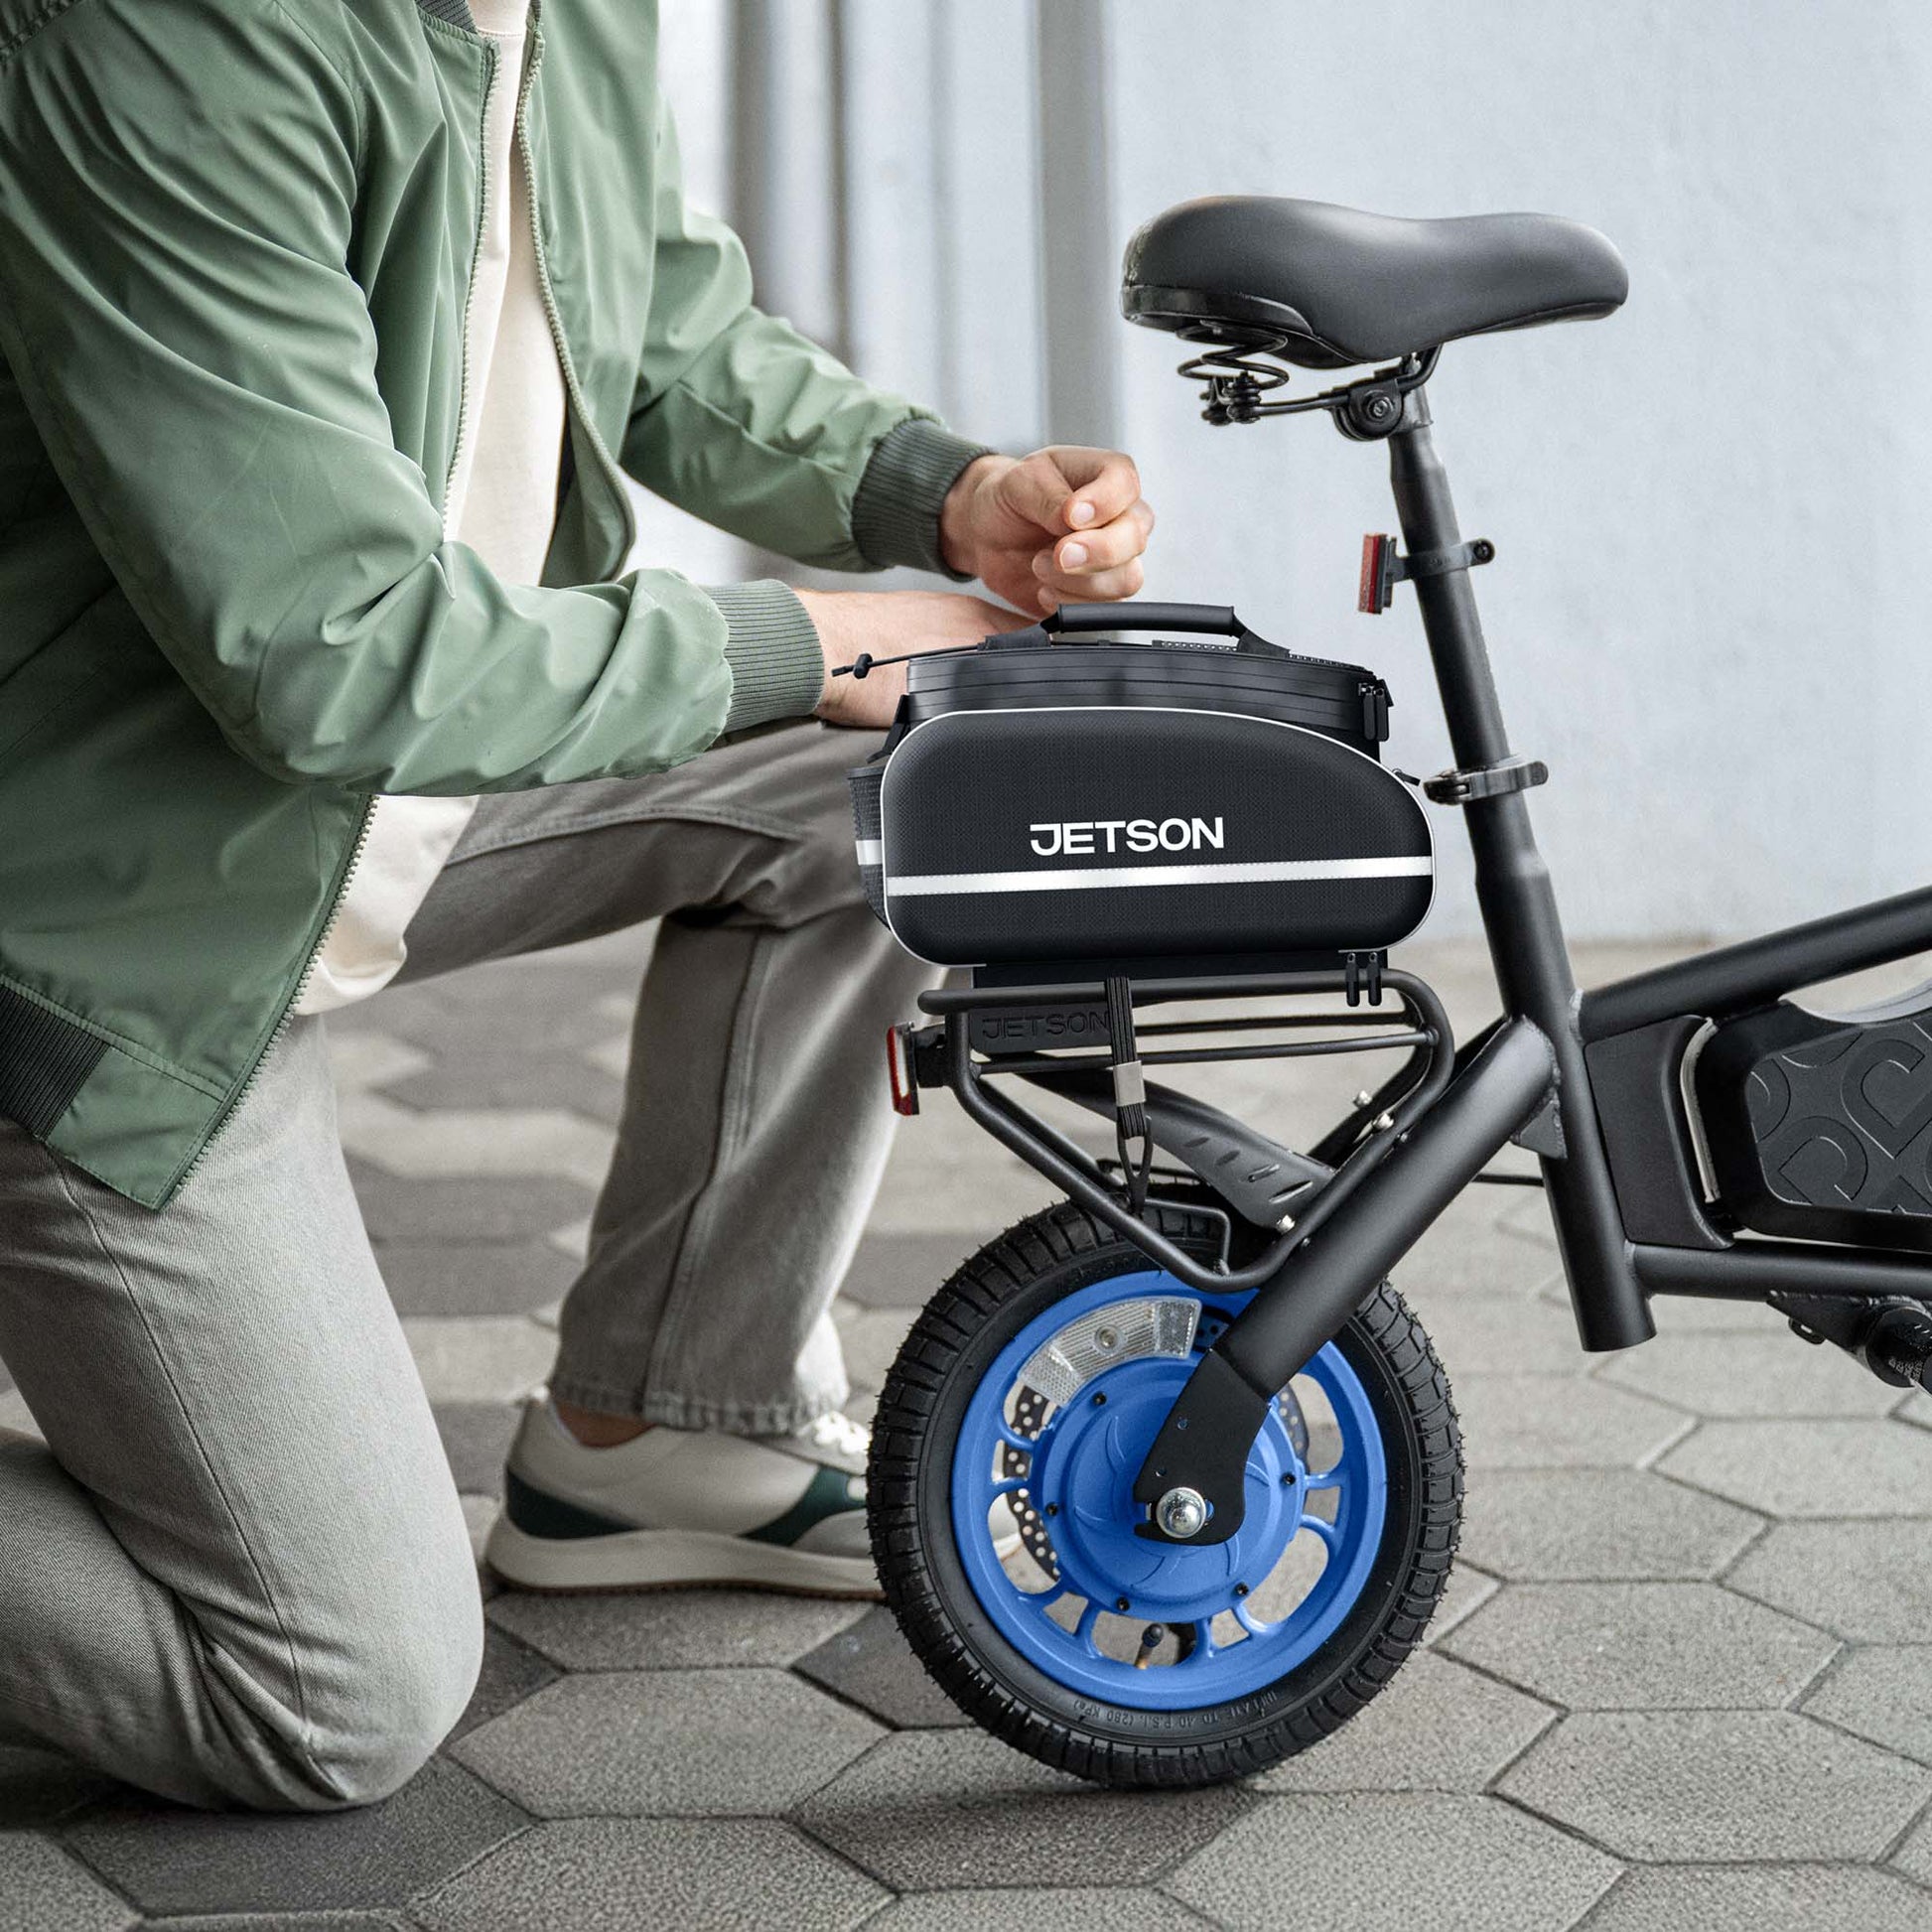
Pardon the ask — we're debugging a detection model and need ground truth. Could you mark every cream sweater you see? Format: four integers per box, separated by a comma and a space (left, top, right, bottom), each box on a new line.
299, 0, 564, 1014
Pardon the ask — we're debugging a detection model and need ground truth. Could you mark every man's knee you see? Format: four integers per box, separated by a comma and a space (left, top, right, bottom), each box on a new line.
278, 1536, 484, 1811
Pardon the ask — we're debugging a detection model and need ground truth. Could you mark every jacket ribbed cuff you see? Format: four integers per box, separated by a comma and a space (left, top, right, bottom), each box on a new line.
850, 417, 994, 578
707, 580, 827, 734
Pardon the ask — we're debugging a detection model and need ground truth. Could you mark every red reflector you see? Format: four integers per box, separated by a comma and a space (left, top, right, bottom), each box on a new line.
1358, 533, 1390, 615
885, 1025, 919, 1117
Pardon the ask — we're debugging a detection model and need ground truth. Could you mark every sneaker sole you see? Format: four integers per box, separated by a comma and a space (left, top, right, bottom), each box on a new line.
483, 1516, 884, 1599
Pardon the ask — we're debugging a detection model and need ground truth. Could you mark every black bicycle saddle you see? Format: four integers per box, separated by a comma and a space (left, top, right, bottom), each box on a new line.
1122, 196, 1627, 370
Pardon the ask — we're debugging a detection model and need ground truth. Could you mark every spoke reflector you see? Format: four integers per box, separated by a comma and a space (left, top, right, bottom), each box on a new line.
1018, 1298, 1200, 1406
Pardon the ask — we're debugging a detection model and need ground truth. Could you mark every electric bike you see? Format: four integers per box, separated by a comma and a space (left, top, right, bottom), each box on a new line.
846, 196, 1932, 1788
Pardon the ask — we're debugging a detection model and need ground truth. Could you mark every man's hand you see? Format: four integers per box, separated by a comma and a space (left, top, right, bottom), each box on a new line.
939, 447, 1155, 615
798, 588, 1033, 731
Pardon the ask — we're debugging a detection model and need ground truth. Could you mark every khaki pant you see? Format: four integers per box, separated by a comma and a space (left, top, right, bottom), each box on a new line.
0, 724, 930, 1809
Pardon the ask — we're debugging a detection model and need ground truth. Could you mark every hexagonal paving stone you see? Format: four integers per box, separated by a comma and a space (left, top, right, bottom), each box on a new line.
461, 1493, 500, 1567
838, 1231, 982, 1309
1499, 1710, 1931, 1861
1597, 1328, 1903, 1418
350, 961, 636, 1056
796, 1729, 1244, 1891
791, 1606, 970, 1729
433, 1402, 519, 1495
401, 1317, 554, 1405
0, 1748, 122, 1830
1440, 1582, 1836, 1711
0, 1833, 134, 1931
1401, 1290, 1588, 1375
338, 1091, 614, 1189
1395, 1207, 1556, 1301
1896, 1386, 1932, 1438
1423, 1559, 1501, 1644
1163, 1793, 1619, 1932
327, 1030, 434, 1094
448, 1625, 561, 1744
869, 1124, 1057, 1246
149, 1916, 411, 1931
1893, 1803, 1932, 1886
1495, 1187, 1561, 1251
1459, 1468, 1762, 1582
377, 1240, 578, 1318
1659, 1418, 1932, 1517
1586, 1863, 1932, 1931
1253, 1649, 1554, 1792
347, 1162, 596, 1247
868, 1888, 1205, 1930
1802, 1646, 1932, 1764
61, 1758, 527, 1917
1644, 1294, 1789, 1334
1725, 1520, 1932, 1640
414, 1817, 885, 1932
449, 1670, 880, 1817
832, 1305, 917, 1398
486, 1587, 868, 1671
383, 1052, 625, 1126
1452, 1373, 1689, 1469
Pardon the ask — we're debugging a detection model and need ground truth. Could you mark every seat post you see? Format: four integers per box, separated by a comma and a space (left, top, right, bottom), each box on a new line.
1386, 386, 1654, 1353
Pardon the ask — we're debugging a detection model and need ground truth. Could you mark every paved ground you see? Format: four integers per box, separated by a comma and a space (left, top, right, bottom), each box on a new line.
6, 929, 1932, 1931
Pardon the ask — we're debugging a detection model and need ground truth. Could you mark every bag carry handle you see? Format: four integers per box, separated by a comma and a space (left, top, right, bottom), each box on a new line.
840, 599, 1278, 686
1043, 601, 1242, 637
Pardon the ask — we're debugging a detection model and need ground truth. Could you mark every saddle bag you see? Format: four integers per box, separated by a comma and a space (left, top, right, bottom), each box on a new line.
847, 603, 1434, 975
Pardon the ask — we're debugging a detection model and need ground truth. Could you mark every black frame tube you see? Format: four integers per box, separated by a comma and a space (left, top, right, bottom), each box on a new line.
1387, 390, 1655, 1350
1130, 1017, 1556, 1542
1636, 1242, 1932, 1302
1217, 1018, 1556, 1392
1582, 885, 1932, 1041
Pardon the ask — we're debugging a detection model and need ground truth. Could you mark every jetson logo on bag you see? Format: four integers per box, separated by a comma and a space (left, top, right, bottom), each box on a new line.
1027, 817, 1226, 858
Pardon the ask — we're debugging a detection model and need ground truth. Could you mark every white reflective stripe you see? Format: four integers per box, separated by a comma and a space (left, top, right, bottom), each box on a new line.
855, 840, 883, 866
885, 855, 1433, 897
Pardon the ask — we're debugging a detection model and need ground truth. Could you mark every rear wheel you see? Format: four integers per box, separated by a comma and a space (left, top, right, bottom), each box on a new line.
869, 1200, 1461, 1787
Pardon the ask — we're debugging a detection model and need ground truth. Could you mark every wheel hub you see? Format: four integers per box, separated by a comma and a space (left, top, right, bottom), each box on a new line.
1030, 1357, 1305, 1623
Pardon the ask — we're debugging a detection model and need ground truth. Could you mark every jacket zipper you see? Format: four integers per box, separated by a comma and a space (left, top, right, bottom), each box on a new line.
513, 21, 637, 569
172, 790, 376, 1188
175, 37, 507, 1186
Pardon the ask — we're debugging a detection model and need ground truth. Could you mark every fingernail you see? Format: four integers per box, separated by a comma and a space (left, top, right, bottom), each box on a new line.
1069, 499, 1097, 526
1059, 542, 1089, 569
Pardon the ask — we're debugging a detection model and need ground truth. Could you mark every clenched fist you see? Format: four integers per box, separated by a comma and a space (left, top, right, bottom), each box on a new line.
938, 447, 1155, 614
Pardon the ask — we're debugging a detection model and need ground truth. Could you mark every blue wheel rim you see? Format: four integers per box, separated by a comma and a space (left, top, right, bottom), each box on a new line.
950, 1268, 1389, 1711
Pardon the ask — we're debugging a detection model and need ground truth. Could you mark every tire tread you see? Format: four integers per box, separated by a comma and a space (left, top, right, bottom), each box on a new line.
869, 1199, 1463, 1789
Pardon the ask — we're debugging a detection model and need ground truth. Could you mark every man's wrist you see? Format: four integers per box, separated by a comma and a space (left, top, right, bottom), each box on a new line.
937, 453, 1010, 580
850, 418, 994, 579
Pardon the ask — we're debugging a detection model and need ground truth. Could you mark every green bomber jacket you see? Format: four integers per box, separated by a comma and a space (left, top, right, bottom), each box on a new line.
0, 0, 987, 1206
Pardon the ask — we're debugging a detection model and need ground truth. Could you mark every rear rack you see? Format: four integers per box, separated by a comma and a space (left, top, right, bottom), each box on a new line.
908, 967, 1453, 1296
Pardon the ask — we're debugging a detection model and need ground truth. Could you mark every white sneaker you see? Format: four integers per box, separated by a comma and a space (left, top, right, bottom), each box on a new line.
483, 1398, 881, 1598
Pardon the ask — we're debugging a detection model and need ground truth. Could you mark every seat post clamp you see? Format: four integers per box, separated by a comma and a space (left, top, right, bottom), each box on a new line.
1358, 533, 1495, 614
1422, 755, 1549, 806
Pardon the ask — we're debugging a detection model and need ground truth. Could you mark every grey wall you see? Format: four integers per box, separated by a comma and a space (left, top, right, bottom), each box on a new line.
656, 1, 1932, 940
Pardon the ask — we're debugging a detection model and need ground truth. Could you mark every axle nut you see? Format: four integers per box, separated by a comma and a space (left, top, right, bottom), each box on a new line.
1155, 1486, 1208, 1540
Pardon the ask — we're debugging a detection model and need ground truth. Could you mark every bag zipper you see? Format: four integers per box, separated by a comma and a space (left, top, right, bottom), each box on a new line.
174, 35, 513, 1188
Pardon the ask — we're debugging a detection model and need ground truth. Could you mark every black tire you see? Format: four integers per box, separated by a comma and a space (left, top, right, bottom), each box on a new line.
869, 1199, 1462, 1788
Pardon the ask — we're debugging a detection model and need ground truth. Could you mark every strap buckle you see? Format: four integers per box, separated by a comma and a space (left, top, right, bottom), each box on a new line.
1422, 755, 1549, 806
